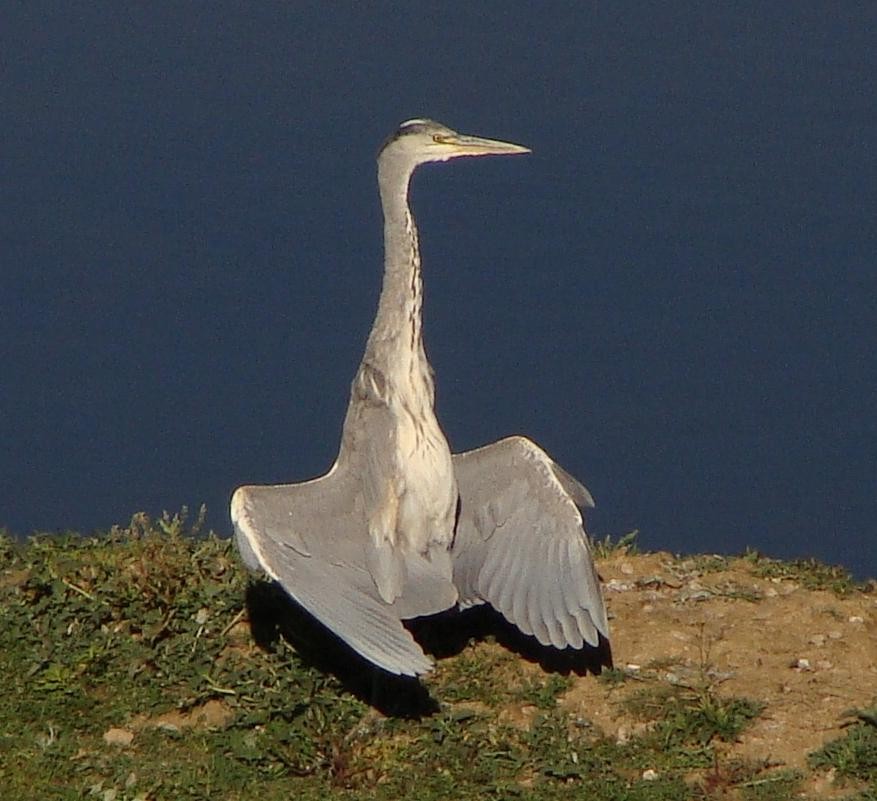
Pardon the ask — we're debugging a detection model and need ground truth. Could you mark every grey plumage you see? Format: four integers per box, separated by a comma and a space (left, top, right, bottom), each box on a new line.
451, 436, 607, 650
231, 119, 609, 676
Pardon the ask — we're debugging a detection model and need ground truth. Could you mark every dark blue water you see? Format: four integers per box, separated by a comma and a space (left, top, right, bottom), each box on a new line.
3, 5, 874, 578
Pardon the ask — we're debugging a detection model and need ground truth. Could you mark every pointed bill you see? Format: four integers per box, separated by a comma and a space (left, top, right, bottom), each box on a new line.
435, 132, 531, 158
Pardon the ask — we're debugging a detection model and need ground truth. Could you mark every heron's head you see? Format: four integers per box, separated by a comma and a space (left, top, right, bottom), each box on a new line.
378, 119, 530, 171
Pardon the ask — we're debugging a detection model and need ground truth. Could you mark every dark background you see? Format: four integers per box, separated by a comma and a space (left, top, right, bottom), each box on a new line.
3, 4, 875, 578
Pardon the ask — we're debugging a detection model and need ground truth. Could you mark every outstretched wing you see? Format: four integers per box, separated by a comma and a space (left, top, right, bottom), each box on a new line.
231, 465, 437, 676
451, 436, 609, 649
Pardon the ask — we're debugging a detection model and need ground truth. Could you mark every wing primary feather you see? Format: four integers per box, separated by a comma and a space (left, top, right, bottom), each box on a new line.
530, 581, 551, 646
477, 542, 502, 602
492, 537, 523, 615
570, 538, 597, 612
529, 535, 556, 647
516, 586, 538, 638
559, 538, 583, 615
550, 462, 596, 509
475, 535, 502, 601
573, 607, 600, 648
540, 563, 568, 650
494, 560, 518, 617
558, 536, 605, 645
512, 541, 539, 639
544, 536, 576, 649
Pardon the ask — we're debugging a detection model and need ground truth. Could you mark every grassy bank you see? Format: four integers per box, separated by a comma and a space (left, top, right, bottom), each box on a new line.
1, 511, 874, 800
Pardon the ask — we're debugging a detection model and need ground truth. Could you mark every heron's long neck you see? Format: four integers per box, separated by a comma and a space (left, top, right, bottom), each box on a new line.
365, 162, 424, 368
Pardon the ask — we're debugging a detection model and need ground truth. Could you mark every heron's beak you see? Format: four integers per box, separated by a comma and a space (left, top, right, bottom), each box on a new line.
437, 132, 531, 159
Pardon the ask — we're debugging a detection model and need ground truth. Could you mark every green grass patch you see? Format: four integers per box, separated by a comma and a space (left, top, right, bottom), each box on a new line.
809, 713, 877, 789
0, 512, 858, 800
427, 644, 519, 706
621, 680, 764, 774
742, 550, 870, 595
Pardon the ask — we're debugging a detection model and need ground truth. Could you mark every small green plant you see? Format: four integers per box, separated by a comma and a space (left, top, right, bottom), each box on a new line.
595, 529, 639, 558
598, 666, 631, 686
677, 554, 731, 575
735, 767, 804, 801
516, 672, 572, 710
809, 716, 877, 786
624, 682, 763, 756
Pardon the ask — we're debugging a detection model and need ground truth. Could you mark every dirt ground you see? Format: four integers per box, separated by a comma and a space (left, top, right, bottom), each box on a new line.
558, 552, 876, 793
95, 549, 874, 797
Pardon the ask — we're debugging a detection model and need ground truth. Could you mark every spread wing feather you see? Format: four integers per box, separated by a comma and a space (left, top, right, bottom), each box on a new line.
231, 467, 446, 677
451, 436, 609, 649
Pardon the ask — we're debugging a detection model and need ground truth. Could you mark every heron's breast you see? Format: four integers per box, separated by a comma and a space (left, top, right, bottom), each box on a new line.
392, 399, 456, 547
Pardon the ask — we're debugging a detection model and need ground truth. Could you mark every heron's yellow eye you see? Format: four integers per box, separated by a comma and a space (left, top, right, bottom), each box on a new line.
432, 134, 445, 143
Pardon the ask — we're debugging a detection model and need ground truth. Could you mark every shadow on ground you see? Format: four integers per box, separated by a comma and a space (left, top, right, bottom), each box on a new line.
245, 579, 612, 717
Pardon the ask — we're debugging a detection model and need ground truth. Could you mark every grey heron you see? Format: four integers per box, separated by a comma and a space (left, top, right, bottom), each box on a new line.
231, 119, 609, 676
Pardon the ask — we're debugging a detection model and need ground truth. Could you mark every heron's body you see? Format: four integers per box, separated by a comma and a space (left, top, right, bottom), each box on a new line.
232, 119, 609, 676
339, 145, 458, 602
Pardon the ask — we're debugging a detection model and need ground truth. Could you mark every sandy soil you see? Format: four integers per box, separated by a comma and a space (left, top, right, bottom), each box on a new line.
559, 552, 876, 793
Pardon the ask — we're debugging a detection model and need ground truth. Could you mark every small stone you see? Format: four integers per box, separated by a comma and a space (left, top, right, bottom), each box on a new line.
102, 728, 134, 747
642, 769, 659, 781
809, 634, 826, 647
827, 629, 842, 639
620, 562, 635, 575
157, 722, 180, 734
849, 616, 864, 624
816, 660, 833, 670
765, 587, 778, 597
194, 608, 209, 625
606, 579, 634, 592
793, 658, 811, 671
681, 589, 713, 602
